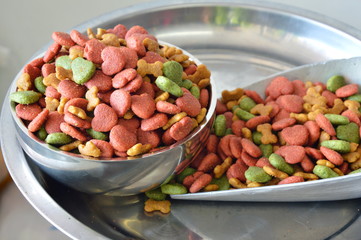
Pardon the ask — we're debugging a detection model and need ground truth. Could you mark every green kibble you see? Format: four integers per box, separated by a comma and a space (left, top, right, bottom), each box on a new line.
347, 94, 361, 102
176, 167, 196, 183
232, 105, 240, 112
10, 91, 41, 104
162, 61, 183, 85
259, 144, 273, 158
179, 79, 193, 89
234, 108, 255, 121
252, 131, 262, 145
245, 166, 272, 183
214, 114, 227, 137
326, 75, 346, 92
225, 128, 233, 135
36, 126, 48, 141
336, 122, 360, 143
324, 114, 350, 125
239, 97, 257, 112
313, 165, 339, 179
210, 175, 230, 190
269, 153, 294, 175
348, 168, 361, 175
145, 188, 167, 201
155, 76, 183, 97
71, 57, 96, 84
45, 132, 73, 145
320, 140, 351, 153
55, 55, 72, 70
86, 128, 109, 141
34, 76, 46, 94
161, 183, 187, 195
190, 85, 200, 99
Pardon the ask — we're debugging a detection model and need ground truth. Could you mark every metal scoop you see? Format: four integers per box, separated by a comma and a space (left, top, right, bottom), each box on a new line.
171, 57, 361, 202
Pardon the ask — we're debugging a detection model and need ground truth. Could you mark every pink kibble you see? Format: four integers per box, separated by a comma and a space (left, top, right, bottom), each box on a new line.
110, 89, 131, 117
69, 30, 89, 47
84, 70, 113, 93
52, 32, 75, 46
58, 80, 86, 99
335, 84, 359, 98
281, 124, 309, 146
91, 103, 118, 132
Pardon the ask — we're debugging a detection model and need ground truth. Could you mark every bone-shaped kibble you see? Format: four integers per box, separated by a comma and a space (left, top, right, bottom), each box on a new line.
221, 88, 244, 103
16, 73, 32, 91
187, 64, 211, 84
143, 38, 159, 52
214, 157, 232, 178
43, 73, 61, 89
136, 59, 163, 77
127, 143, 152, 156
85, 86, 100, 111
257, 123, 278, 144
250, 104, 273, 116
144, 199, 171, 214
344, 100, 361, 116
78, 141, 101, 157
101, 33, 120, 47
56, 66, 73, 81
45, 97, 60, 111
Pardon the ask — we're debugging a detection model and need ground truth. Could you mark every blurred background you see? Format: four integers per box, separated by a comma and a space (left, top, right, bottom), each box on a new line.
0, 0, 360, 239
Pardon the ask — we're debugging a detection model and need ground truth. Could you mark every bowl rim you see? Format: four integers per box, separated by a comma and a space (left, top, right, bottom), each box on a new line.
9, 40, 217, 162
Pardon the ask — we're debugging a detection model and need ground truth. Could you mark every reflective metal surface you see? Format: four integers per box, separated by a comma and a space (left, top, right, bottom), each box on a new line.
172, 57, 361, 201
3, 1, 361, 239
9, 43, 216, 196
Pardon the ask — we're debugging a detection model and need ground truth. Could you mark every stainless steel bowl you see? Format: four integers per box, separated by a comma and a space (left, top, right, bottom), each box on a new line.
9, 43, 217, 196
3, 1, 361, 239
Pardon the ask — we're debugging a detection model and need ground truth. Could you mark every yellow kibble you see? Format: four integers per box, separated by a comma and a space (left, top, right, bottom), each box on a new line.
127, 143, 152, 157
263, 166, 288, 179
123, 110, 134, 120
78, 141, 101, 158
16, 73, 32, 91
57, 97, 68, 114
350, 159, 361, 170
59, 140, 82, 151
226, 100, 238, 110
56, 66, 73, 81
68, 106, 87, 119
293, 172, 319, 180
250, 104, 273, 116
45, 97, 60, 111
162, 112, 187, 130
43, 73, 61, 89
85, 86, 100, 111
229, 178, 247, 189
155, 91, 170, 103
203, 184, 219, 192
350, 143, 359, 152
241, 127, 252, 140
196, 108, 207, 123
332, 168, 344, 176
214, 157, 232, 179
144, 199, 171, 214
95, 28, 107, 39
247, 181, 263, 188
290, 113, 308, 123
328, 99, 346, 115
316, 159, 335, 169
319, 131, 331, 143
69, 47, 84, 60
343, 152, 360, 163
222, 88, 244, 103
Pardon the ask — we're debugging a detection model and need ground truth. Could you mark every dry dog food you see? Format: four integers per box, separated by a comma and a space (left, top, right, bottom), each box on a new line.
144, 74, 361, 213
10, 24, 212, 159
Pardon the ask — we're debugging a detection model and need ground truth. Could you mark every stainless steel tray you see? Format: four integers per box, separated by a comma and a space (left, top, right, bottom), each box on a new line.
3, 1, 361, 239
